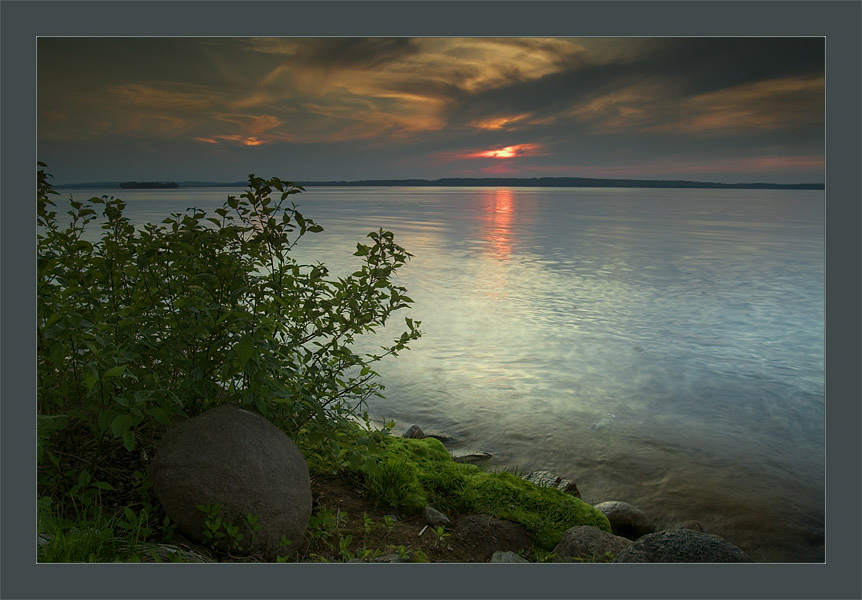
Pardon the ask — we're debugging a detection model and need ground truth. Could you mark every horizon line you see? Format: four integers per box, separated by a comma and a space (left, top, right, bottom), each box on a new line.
54, 175, 825, 191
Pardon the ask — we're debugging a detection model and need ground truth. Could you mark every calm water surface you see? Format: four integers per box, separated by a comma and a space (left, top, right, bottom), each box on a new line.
64, 185, 825, 562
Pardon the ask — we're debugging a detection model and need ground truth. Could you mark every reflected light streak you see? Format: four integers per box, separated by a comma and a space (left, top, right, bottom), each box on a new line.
481, 189, 515, 260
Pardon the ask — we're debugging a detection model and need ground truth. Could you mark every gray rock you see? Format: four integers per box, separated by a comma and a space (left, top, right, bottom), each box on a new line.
455, 514, 536, 561
523, 470, 581, 498
552, 525, 632, 562
613, 529, 753, 563
677, 520, 705, 532
403, 424, 425, 439
451, 451, 492, 464
489, 550, 529, 563
373, 553, 403, 563
149, 404, 312, 560
593, 500, 654, 540
423, 506, 451, 527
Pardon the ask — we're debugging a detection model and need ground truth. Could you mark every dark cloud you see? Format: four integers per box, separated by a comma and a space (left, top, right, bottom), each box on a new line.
636, 37, 824, 94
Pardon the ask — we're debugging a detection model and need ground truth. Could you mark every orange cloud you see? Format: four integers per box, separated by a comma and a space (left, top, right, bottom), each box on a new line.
469, 113, 536, 131
650, 76, 824, 133
196, 134, 272, 147
111, 83, 218, 111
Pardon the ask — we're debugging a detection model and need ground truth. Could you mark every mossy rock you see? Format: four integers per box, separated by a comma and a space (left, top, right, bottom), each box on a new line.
360, 436, 611, 549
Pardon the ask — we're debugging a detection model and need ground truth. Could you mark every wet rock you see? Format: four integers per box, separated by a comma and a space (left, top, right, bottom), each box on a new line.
553, 525, 632, 562
522, 470, 581, 498
593, 500, 654, 540
613, 529, 753, 563
455, 514, 535, 561
489, 550, 529, 563
149, 404, 311, 560
423, 506, 451, 527
677, 520, 705, 532
451, 451, 492, 464
403, 424, 425, 439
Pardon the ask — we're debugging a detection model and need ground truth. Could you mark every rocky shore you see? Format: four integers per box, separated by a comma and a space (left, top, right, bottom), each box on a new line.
399, 422, 753, 563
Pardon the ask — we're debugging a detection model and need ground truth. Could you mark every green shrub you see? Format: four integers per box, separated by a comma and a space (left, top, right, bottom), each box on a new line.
37, 162, 421, 510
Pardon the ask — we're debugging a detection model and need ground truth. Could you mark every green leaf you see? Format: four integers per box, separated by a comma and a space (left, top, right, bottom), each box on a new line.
235, 336, 254, 366
104, 364, 127, 378
349, 451, 364, 471
78, 469, 91, 486
82, 369, 99, 392
110, 414, 137, 439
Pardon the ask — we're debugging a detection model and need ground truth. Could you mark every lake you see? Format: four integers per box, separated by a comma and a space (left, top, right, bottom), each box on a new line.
58, 185, 825, 562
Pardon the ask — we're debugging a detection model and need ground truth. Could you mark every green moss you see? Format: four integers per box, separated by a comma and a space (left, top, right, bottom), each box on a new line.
357, 436, 612, 549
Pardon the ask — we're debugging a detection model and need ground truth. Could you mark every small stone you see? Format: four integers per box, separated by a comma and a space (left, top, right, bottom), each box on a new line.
403, 424, 425, 439
677, 520, 705, 532
523, 470, 581, 498
423, 506, 451, 527
489, 550, 529, 563
552, 525, 632, 561
451, 451, 492, 464
373, 553, 402, 563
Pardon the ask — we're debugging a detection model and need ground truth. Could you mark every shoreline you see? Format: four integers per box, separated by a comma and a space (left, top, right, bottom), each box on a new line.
377, 415, 823, 563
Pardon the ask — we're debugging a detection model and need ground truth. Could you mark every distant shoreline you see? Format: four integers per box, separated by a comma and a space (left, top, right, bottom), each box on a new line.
56, 176, 824, 191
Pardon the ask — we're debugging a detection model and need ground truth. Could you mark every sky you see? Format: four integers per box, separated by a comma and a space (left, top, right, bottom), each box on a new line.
37, 37, 825, 184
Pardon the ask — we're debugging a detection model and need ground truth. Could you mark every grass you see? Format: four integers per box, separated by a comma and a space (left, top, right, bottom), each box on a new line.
352, 435, 612, 550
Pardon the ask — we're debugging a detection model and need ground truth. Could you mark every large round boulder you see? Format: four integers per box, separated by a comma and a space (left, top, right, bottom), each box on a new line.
149, 404, 312, 559
613, 529, 753, 563
553, 525, 632, 562
593, 500, 654, 540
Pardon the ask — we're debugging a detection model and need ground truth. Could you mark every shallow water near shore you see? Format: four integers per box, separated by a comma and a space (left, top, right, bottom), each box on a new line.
62, 185, 825, 562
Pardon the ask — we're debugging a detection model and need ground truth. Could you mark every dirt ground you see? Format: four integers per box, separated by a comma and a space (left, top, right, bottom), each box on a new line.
296, 472, 503, 563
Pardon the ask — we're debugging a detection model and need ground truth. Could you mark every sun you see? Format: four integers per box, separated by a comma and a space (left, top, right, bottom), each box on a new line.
478, 146, 519, 158
461, 143, 545, 160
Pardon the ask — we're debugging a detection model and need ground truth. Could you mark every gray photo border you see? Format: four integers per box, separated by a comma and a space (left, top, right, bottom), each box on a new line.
3, 1, 859, 599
